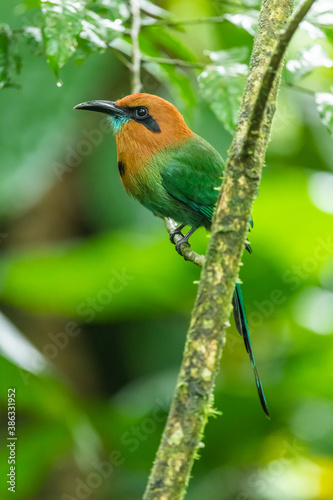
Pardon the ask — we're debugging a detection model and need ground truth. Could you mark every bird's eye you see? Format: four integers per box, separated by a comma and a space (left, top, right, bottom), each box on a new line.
136, 106, 148, 119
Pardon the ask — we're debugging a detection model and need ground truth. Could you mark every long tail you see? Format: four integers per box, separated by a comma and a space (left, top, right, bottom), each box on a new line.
232, 283, 270, 418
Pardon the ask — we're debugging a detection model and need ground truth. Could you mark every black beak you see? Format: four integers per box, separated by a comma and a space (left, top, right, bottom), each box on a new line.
73, 100, 126, 116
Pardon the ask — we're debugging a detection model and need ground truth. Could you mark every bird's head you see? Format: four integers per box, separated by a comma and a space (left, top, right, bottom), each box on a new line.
74, 93, 193, 154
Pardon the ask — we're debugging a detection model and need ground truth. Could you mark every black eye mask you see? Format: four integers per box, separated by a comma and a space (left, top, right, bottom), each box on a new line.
117, 106, 162, 133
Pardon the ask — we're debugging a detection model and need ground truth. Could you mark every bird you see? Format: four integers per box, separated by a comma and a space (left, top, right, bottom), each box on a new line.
74, 93, 269, 417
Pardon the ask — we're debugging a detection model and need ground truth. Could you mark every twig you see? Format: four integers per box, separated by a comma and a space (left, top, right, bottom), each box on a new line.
141, 15, 227, 27
140, 0, 258, 27
142, 56, 205, 68
284, 82, 316, 95
130, 0, 142, 93
219, 0, 259, 7
110, 47, 133, 70
142, 1, 317, 499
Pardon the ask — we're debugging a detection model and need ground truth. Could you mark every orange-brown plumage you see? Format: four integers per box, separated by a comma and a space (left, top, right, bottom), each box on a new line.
115, 94, 193, 189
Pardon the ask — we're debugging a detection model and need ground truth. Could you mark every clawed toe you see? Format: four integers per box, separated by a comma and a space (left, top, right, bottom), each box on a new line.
175, 237, 191, 255
172, 227, 197, 255
170, 229, 184, 244
169, 224, 185, 244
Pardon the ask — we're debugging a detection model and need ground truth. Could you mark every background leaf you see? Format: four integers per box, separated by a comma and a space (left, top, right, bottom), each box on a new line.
306, 0, 333, 28
0, 24, 21, 89
198, 48, 248, 134
41, 0, 84, 77
224, 10, 259, 36
286, 44, 333, 82
316, 91, 333, 136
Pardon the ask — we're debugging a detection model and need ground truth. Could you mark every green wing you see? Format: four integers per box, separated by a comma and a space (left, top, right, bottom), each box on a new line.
161, 135, 224, 223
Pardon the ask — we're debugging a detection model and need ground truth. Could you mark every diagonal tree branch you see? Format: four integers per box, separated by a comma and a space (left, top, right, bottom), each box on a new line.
142, 0, 317, 499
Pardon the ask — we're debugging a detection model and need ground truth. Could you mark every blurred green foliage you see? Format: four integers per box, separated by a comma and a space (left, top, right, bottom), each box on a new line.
0, 1, 333, 500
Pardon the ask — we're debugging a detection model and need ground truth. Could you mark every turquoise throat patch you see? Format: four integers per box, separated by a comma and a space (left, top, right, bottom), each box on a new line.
109, 115, 130, 133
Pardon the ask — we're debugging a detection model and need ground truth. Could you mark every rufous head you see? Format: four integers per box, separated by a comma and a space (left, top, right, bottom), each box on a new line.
74, 93, 193, 152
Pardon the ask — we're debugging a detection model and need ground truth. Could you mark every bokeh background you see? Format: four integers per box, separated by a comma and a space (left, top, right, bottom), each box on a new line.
1, 0, 333, 499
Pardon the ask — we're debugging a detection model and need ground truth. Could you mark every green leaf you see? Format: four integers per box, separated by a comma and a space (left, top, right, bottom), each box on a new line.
139, 0, 168, 19
299, 20, 326, 40
198, 48, 248, 134
40, 0, 126, 74
41, 0, 84, 77
306, 0, 333, 28
137, 31, 196, 108
76, 9, 124, 61
316, 92, 333, 136
144, 60, 196, 108
87, 0, 130, 21
23, 26, 44, 54
108, 36, 132, 56
140, 27, 197, 107
0, 24, 21, 89
146, 27, 196, 65
205, 46, 250, 65
0, 312, 48, 374
224, 10, 259, 36
24, 0, 41, 8
286, 45, 333, 82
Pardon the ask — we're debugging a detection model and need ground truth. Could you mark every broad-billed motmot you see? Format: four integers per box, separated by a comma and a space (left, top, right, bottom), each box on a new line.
74, 93, 269, 417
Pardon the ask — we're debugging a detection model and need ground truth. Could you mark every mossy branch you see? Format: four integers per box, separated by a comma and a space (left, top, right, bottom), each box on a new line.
142, 0, 316, 499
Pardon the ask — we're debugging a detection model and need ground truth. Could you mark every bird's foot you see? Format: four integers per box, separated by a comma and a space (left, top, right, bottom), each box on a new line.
174, 228, 196, 255
169, 224, 185, 244
175, 235, 191, 255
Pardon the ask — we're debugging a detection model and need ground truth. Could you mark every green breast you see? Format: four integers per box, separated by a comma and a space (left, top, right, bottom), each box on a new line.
124, 134, 224, 228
